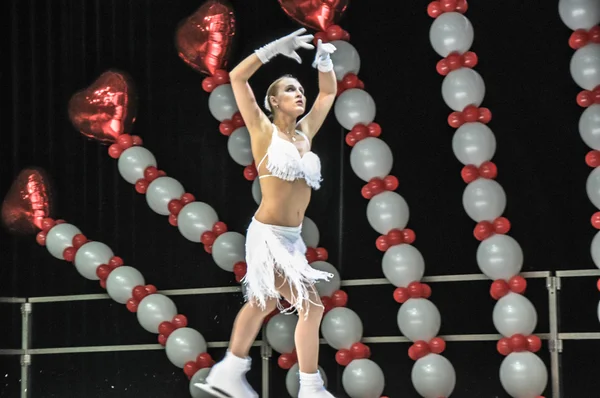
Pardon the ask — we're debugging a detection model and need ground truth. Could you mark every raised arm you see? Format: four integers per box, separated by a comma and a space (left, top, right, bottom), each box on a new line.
228, 28, 315, 135
298, 40, 338, 139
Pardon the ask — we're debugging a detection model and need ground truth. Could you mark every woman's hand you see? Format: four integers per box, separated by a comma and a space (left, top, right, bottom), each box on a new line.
312, 39, 336, 73
255, 28, 315, 64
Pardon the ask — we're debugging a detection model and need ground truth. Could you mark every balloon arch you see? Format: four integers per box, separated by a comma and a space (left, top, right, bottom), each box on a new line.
2, 0, 600, 397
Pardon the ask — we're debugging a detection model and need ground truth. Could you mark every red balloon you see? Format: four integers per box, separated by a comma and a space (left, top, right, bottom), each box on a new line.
1, 167, 54, 235
68, 70, 137, 144
278, 0, 349, 31
497, 337, 511, 356
335, 349, 353, 366
175, 0, 236, 76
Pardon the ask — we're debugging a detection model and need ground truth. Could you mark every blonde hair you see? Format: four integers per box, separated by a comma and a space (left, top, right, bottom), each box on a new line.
264, 74, 296, 116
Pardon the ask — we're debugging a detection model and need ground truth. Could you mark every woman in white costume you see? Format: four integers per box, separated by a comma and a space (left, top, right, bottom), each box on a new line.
195, 28, 338, 398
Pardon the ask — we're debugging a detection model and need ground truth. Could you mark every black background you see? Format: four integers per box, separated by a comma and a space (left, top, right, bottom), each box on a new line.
1, 0, 599, 397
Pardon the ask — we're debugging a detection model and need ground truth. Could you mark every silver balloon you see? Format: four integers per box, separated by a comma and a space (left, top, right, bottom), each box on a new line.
136, 293, 178, 334
252, 178, 262, 205
227, 127, 253, 166
349, 137, 393, 182
591, 230, 600, 268
452, 122, 497, 166
334, 89, 376, 130
397, 298, 441, 342
208, 84, 239, 121
321, 307, 363, 350
74, 241, 114, 280
493, 292, 538, 337
165, 327, 207, 368
211, 231, 246, 272
476, 234, 524, 281
310, 261, 341, 297
286, 363, 327, 398
429, 12, 474, 57
330, 40, 361, 81
499, 352, 548, 398
559, 0, 600, 30
586, 166, 600, 209
105, 266, 145, 304
570, 43, 600, 90
190, 368, 213, 398
382, 244, 425, 288
411, 354, 456, 398
146, 177, 185, 216
579, 104, 600, 150
341, 359, 385, 398
265, 313, 298, 354
366, 191, 410, 235
45, 223, 82, 260
301, 216, 319, 248
177, 202, 219, 243
441, 68, 486, 111
462, 178, 506, 222
117, 146, 157, 184
597, 299, 600, 323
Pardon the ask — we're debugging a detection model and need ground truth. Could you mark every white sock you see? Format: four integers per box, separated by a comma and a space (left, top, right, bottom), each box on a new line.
299, 371, 324, 391
220, 351, 251, 373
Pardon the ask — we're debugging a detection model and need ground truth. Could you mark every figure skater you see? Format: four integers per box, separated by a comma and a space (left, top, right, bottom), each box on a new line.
194, 28, 338, 398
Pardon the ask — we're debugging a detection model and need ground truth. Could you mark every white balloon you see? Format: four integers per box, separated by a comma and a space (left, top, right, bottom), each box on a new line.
350, 137, 393, 182
136, 294, 178, 333
500, 352, 548, 398
411, 354, 456, 398
329, 40, 361, 81
429, 12, 474, 57
590, 230, 600, 269
177, 202, 219, 243
452, 122, 496, 166
105, 266, 145, 304
382, 244, 425, 287
579, 104, 600, 150
570, 43, 600, 90
227, 127, 253, 166
211, 231, 246, 272
321, 307, 363, 350
366, 191, 410, 235
117, 146, 157, 184
493, 292, 538, 337
74, 241, 114, 280
310, 261, 341, 297
301, 216, 319, 248
265, 313, 298, 353
190, 368, 212, 398
559, 0, 600, 30
208, 84, 239, 121
252, 178, 262, 205
397, 298, 441, 342
334, 89, 376, 130
146, 177, 185, 216
586, 166, 600, 209
286, 363, 328, 398
476, 234, 524, 281
441, 68, 486, 111
341, 359, 385, 398
45, 223, 82, 260
462, 178, 506, 222
165, 327, 207, 368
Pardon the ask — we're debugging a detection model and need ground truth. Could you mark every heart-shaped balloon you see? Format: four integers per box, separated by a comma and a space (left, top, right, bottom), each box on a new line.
175, 0, 236, 76
1, 167, 54, 235
278, 0, 349, 31
68, 70, 137, 144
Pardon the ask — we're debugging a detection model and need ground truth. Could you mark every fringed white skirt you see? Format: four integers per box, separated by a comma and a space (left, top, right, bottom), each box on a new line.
241, 217, 333, 315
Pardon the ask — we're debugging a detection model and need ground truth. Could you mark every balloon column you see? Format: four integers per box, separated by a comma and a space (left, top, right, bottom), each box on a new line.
427, 1, 548, 396
1, 171, 216, 396
557, 1, 600, 319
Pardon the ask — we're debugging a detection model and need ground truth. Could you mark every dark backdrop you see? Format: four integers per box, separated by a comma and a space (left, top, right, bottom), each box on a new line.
1, 0, 598, 397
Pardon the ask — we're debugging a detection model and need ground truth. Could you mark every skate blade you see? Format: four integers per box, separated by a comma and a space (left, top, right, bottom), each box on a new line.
193, 382, 234, 398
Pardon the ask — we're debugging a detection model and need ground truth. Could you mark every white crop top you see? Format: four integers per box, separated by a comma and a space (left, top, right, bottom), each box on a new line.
256, 124, 322, 190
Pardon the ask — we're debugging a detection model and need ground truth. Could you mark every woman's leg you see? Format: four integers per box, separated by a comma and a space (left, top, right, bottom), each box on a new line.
229, 298, 278, 358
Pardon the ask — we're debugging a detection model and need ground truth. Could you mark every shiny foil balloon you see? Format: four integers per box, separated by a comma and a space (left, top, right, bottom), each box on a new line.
278, 0, 349, 31
175, 0, 236, 76
68, 70, 137, 144
1, 167, 54, 235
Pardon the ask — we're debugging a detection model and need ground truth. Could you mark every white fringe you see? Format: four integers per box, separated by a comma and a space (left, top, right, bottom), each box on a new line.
241, 217, 333, 317
264, 137, 323, 190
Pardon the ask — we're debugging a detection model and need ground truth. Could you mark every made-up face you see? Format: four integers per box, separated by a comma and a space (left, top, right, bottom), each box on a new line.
269, 78, 306, 117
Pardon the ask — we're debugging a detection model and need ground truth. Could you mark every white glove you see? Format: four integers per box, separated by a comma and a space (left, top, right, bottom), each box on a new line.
255, 28, 315, 64
311, 39, 336, 73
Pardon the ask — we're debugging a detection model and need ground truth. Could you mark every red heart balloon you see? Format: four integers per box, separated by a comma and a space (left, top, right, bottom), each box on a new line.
1, 167, 54, 235
175, 0, 236, 76
278, 0, 349, 31
68, 70, 137, 144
